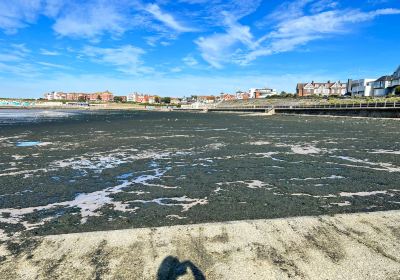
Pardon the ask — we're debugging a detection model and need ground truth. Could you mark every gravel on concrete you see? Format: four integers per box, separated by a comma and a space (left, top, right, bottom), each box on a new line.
1, 210, 399, 279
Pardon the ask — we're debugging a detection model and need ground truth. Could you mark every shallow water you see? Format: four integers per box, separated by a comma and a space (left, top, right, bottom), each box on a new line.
0, 110, 399, 237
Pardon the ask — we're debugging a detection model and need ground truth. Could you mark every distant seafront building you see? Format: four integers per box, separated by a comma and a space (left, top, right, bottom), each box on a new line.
127, 92, 159, 103
197, 95, 216, 104
235, 91, 250, 100
249, 88, 278, 98
347, 65, 400, 97
372, 76, 393, 96
221, 93, 236, 101
44, 91, 113, 101
371, 66, 400, 96
296, 81, 347, 97
297, 65, 400, 97
347, 79, 375, 97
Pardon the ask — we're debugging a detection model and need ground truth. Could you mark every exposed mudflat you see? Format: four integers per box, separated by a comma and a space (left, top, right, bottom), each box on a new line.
0, 211, 399, 279
0, 110, 400, 239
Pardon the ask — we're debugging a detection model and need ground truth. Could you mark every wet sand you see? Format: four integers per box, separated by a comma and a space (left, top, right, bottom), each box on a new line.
0, 210, 399, 279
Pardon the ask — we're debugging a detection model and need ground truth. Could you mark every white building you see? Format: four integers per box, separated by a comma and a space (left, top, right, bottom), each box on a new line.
370, 65, 400, 96
249, 88, 277, 99
127, 92, 139, 102
391, 66, 400, 88
372, 76, 393, 96
44, 91, 66, 100
348, 79, 375, 97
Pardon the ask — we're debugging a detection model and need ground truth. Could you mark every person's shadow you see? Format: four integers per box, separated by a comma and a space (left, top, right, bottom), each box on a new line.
157, 256, 206, 280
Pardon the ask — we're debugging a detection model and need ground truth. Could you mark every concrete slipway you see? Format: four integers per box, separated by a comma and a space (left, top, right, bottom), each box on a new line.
0, 211, 399, 280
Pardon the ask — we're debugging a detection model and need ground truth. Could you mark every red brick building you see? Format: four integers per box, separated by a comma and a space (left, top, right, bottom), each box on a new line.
221, 94, 236, 101
89, 91, 114, 101
296, 81, 347, 97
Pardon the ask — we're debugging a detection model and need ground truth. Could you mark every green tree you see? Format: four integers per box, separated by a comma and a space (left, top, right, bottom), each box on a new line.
154, 96, 161, 103
161, 97, 171, 104
114, 96, 123, 103
97, 95, 102, 101
78, 96, 86, 102
395, 86, 400, 96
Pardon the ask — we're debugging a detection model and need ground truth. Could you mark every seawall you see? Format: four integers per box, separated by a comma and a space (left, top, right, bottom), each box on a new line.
276, 108, 400, 118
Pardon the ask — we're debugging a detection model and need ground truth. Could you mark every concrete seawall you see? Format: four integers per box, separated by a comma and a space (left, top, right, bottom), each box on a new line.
276, 108, 400, 118
201, 107, 400, 118
1, 211, 399, 279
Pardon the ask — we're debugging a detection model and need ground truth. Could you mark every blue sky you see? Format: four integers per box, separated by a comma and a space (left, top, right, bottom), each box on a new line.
0, 0, 399, 98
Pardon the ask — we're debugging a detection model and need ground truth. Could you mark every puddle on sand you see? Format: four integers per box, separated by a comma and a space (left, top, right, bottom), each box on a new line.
16, 141, 41, 147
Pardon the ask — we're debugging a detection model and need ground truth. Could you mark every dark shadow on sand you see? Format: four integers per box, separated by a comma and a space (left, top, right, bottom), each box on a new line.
157, 256, 206, 280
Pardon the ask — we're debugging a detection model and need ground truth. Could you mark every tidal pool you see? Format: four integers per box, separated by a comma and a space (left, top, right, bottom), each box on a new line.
0, 110, 399, 238
16, 141, 41, 147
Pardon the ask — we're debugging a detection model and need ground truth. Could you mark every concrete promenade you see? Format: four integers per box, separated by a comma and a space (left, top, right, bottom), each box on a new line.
176, 102, 400, 117
1, 210, 399, 279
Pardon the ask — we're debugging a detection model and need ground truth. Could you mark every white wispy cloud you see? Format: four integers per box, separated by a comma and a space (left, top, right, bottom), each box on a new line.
170, 67, 182, 73
82, 45, 152, 75
37, 61, 71, 70
52, 1, 128, 39
43, 0, 66, 17
0, 43, 30, 62
40, 48, 60, 56
0, 62, 40, 77
0, 1, 191, 41
145, 3, 196, 32
195, 13, 254, 68
195, 0, 400, 68
179, 0, 262, 21
0, 0, 42, 34
183, 55, 199, 67
310, 0, 339, 13
244, 7, 400, 63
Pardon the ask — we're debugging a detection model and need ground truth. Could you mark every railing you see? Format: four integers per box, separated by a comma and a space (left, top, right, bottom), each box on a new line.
209, 101, 400, 111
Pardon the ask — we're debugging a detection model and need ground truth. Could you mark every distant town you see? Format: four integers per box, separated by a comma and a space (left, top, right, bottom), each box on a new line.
1, 65, 399, 108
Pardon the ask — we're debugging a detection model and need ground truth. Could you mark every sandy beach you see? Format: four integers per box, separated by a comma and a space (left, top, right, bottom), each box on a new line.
1, 210, 399, 279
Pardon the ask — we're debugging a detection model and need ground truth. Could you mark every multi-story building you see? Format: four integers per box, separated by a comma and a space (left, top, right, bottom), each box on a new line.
392, 66, 400, 88
221, 94, 236, 101
44, 91, 68, 100
347, 79, 375, 97
249, 88, 277, 99
347, 65, 400, 97
197, 96, 216, 104
371, 66, 400, 96
170, 98, 182, 104
88, 91, 113, 102
236, 91, 250, 100
372, 76, 393, 96
148, 96, 157, 104
45, 91, 113, 101
127, 93, 160, 103
296, 81, 347, 97
127, 92, 140, 102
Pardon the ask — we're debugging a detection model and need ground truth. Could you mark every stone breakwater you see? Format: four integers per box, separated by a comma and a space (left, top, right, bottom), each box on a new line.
0, 210, 399, 279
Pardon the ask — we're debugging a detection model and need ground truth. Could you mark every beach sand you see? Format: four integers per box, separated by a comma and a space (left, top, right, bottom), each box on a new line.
1, 210, 399, 279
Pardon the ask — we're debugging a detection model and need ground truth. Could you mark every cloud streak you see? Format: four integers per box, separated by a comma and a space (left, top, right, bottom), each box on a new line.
82, 45, 152, 75
244, 7, 400, 63
145, 4, 196, 32
195, 0, 400, 67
